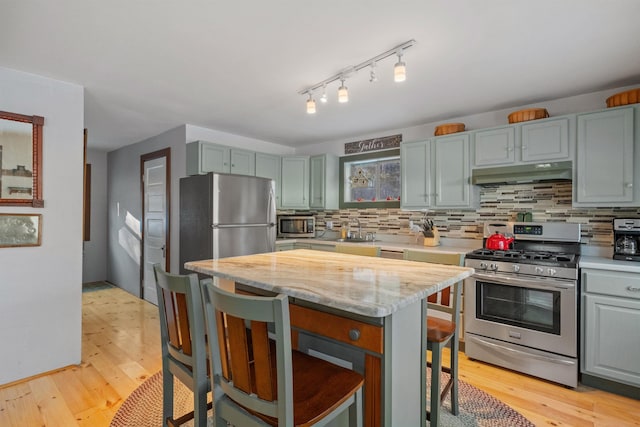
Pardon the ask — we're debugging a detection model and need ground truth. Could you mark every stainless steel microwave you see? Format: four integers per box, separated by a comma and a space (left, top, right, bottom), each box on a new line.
277, 215, 315, 238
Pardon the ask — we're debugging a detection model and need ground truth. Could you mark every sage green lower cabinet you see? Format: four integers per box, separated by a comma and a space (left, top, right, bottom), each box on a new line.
276, 242, 294, 251
255, 152, 281, 208
186, 140, 255, 175
281, 156, 309, 209
581, 268, 640, 389
401, 135, 477, 210
309, 154, 339, 210
574, 107, 636, 206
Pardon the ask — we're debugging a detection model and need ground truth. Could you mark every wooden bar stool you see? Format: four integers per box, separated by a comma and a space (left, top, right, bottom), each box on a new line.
403, 250, 464, 426
153, 264, 212, 427
201, 281, 364, 427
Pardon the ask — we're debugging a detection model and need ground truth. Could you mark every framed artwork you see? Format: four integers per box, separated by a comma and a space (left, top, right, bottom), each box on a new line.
0, 110, 45, 207
0, 213, 42, 247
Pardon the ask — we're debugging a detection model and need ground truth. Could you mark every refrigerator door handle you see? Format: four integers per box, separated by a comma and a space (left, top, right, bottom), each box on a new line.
212, 223, 272, 228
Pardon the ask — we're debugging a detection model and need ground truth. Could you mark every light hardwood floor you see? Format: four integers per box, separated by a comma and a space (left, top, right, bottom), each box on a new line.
0, 286, 638, 426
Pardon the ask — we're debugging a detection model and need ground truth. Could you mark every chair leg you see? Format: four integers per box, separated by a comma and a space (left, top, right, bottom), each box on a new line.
194, 379, 209, 427
163, 367, 174, 427
449, 335, 459, 415
351, 387, 363, 427
430, 342, 443, 427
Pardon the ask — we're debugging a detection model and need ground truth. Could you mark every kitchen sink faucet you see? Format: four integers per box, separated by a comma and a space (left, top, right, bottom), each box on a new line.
349, 218, 362, 240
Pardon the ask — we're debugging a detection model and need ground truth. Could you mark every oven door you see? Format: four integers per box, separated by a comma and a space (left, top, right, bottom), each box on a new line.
464, 271, 577, 357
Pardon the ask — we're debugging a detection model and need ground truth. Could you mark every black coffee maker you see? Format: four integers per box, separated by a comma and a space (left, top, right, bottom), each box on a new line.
613, 218, 640, 261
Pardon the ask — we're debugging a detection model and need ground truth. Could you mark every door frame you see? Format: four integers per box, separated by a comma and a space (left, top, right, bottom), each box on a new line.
140, 147, 171, 298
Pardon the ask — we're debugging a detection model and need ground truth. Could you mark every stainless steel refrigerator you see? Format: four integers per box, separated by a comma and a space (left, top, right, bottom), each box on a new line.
179, 172, 276, 274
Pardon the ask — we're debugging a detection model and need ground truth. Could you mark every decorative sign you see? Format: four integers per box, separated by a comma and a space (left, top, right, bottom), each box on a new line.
344, 134, 402, 154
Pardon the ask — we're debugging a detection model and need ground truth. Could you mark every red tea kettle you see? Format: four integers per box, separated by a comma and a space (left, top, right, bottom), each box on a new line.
486, 232, 514, 250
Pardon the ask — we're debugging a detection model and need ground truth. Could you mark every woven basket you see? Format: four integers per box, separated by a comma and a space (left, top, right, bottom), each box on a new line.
434, 123, 465, 136
507, 108, 549, 124
606, 88, 640, 108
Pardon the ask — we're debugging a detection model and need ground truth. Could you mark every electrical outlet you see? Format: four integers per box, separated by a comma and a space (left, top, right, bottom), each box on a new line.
326, 221, 333, 230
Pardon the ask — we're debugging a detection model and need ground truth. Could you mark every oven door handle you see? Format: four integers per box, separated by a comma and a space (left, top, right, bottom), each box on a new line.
468, 336, 576, 366
471, 272, 574, 290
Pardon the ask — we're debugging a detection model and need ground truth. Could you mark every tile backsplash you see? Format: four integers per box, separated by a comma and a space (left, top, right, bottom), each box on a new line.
281, 182, 640, 247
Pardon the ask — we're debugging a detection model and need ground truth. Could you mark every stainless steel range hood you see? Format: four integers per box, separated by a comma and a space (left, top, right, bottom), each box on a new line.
471, 161, 572, 185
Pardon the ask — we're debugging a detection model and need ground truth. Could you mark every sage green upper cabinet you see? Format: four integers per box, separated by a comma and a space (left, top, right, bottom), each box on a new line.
186, 140, 255, 175
281, 156, 309, 209
521, 118, 570, 162
473, 127, 515, 166
472, 117, 573, 167
230, 148, 256, 175
401, 134, 477, 210
574, 107, 635, 206
255, 152, 282, 208
309, 154, 339, 210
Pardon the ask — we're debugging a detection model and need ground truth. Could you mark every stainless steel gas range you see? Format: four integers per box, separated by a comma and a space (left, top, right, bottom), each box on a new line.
464, 221, 581, 388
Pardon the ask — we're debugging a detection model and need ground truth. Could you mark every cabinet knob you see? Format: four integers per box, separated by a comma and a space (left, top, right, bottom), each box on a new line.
625, 183, 633, 188
348, 328, 361, 341
627, 286, 640, 292
522, 145, 528, 150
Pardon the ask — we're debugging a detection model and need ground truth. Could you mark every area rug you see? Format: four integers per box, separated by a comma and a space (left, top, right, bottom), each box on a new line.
82, 281, 115, 292
110, 370, 534, 427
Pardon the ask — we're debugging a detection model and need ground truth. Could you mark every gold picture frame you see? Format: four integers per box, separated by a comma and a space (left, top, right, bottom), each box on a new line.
0, 213, 42, 247
0, 110, 45, 207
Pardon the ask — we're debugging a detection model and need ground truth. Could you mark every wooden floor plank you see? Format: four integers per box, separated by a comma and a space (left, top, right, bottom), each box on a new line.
0, 286, 638, 426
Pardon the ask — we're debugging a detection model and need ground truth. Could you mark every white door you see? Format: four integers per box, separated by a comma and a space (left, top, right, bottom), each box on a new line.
142, 156, 167, 305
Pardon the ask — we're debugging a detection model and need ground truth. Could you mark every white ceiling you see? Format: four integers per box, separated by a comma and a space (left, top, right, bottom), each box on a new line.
2, 0, 640, 152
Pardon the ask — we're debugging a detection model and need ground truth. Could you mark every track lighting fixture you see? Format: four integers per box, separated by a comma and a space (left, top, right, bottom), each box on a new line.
338, 78, 349, 103
394, 49, 406, 82
298, 39, 415, 113
306, 91, 316, 114
369, 62, 378, 83
320, 84, 328, 103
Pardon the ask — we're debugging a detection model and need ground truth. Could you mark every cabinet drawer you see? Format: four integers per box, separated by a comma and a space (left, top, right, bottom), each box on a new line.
583, 269, 640, 299
289, 304, 383, 354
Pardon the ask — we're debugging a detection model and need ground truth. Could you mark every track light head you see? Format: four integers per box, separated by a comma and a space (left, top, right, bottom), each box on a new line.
394, 49, 406, 82
320, 84, 328, 103
306, 92, 316, 114
338, 78, 349, 103
369, 62, 378, 83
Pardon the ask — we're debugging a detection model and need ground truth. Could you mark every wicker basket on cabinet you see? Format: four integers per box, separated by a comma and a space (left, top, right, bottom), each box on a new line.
606, 88, 640, 108
507, 108, 549, 124
434, 123, 466, 136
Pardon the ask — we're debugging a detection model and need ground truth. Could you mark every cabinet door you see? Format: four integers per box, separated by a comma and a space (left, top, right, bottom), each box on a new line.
281, 156, 309, 209
433, 134, 470, 207
575, 108, 634, 204
309, 154, 339, 210
521, 118, 570, 162
200, 143, 230, 173
401, 140, 431, 208
583, 293, 640, 386
230, 149, 255, 175
473, 127, 515, 166
255, 153, 281, 208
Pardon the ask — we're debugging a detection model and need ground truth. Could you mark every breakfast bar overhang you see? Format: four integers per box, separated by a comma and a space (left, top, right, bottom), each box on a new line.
186, 249, 474, 426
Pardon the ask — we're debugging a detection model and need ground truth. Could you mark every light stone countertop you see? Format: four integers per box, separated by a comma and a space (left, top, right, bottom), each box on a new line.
185, 249, 474, 318
580, 255, 640, 273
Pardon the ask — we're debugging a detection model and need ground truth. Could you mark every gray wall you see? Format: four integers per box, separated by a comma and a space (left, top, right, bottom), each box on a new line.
82, 148, 108, 283
107, 125, 187, 296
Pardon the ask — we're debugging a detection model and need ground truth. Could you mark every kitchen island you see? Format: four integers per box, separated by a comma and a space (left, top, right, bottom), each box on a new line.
186, 249, 474, 426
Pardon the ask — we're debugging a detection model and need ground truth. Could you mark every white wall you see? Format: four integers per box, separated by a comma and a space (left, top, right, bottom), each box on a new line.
0, 67, 84, 385
295, 83, 640, 156
82, 148, 108, 283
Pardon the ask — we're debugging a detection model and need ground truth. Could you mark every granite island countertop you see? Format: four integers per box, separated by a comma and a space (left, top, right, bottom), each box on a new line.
185, 249, 474, 318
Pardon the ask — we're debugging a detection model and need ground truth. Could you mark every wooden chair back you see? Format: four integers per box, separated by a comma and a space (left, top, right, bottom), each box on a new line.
403, 250, 464, 312
335, 244, 381, 257
153, 264, 209, 427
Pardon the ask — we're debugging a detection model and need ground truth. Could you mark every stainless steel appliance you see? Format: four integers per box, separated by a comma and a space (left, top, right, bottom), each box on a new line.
613, 218, 640, 261
179, 173, 276, 274
464, 221, 581, 387
277, 215, 315, 238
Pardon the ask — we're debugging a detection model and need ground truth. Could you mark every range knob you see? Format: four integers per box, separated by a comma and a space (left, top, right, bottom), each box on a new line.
512, 264, 520, 273
535, 266, 544, 274
547, 268, 557, 276
489, 263, 498, 271
479, 262, 488, 270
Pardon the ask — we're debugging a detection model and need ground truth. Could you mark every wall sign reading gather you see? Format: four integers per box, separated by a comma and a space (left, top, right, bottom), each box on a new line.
344, 134, 401, 154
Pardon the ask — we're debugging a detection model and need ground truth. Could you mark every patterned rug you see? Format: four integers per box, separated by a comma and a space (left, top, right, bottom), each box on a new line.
110, 370, 534, 427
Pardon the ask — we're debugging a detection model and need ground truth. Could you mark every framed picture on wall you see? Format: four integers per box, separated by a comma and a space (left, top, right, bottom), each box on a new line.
0, 213, 42, 247
0, 110, 45, 207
